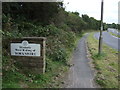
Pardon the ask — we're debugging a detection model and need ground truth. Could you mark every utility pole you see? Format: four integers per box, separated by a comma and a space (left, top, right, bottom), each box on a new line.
98, 0, 104, 55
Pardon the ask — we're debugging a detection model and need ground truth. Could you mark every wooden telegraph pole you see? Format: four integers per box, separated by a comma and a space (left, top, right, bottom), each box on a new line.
98, 0, 104, 55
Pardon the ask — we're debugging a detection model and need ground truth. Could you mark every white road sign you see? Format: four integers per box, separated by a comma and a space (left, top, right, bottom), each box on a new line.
11, 41, 41, 56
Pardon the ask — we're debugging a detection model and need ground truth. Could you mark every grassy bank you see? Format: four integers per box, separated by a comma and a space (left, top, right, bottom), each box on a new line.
109, 32, 120, 38
87, 33, 118, 88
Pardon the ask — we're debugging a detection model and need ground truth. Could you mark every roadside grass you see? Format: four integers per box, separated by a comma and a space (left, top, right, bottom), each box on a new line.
109, 32, 120, 38
27, 58, 68, 88
87, 33, 118, 88
2, 53, 69, 88
82, 30, 99, 34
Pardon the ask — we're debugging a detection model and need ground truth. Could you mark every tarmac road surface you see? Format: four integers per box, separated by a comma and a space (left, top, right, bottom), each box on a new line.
94, 31, 119, 51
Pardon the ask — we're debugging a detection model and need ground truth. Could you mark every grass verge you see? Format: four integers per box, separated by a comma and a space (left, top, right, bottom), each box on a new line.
109, 32, 120, 38
87, 33, 118, 88
2, 52, 69, 88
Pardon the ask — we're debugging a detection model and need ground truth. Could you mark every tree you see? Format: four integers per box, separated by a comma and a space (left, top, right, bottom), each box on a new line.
2, 2, 63, 25
66, 12, 86, 32
82, 14, 100, 30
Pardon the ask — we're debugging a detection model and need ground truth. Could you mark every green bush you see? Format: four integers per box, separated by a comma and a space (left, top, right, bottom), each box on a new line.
58, 24, 72, 31
48, 47, 68, 63
2, 21, 78, 88
31, 24, 61, 37
2, 30, 23, 39
2, 22, 76, 64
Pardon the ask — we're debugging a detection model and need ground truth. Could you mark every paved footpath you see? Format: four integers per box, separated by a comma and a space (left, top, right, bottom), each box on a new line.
63, 34, 97, 88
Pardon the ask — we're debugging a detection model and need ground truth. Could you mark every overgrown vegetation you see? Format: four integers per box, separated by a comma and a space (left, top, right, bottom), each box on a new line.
87, 33, 118, 88
2, 2, 80, 88
2, 23, 78, 88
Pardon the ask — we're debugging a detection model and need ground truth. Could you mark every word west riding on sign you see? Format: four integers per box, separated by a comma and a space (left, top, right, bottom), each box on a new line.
11, 40, 41, 56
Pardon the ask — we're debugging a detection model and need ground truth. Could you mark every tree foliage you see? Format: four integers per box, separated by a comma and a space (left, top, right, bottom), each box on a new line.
82, 14, 100, 30
2, 2, 118, 33
107, 23, 118, 29
3, 2, 63, 25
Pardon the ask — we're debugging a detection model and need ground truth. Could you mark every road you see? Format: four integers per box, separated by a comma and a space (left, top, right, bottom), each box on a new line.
63, 34, 97, 88
94, 31, 119, 51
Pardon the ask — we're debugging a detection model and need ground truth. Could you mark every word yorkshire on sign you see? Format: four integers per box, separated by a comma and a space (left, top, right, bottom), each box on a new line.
11, 40, 41, 56
10, 37, 46, 74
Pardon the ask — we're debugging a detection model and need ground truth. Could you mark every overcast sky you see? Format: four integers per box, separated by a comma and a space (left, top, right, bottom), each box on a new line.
63, 0, 119, 24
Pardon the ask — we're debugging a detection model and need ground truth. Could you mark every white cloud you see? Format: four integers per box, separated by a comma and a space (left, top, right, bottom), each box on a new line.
63, 0, 119, 24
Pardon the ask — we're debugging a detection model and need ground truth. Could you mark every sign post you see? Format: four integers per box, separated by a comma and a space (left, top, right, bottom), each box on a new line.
10, 37, 46, 74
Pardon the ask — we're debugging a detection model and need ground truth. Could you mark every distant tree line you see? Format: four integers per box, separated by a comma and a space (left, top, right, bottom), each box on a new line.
107, 23, 119, 30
